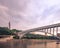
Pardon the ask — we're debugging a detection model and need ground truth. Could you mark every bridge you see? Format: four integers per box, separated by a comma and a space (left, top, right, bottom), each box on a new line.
18, 23, 60, 39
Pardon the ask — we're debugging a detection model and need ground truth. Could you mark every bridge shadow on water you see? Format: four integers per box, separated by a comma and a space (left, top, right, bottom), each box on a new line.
0, 39, 60, 48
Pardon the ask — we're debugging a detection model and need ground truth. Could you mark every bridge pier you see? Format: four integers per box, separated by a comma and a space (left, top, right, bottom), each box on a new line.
56, 27, 58, 36
53, 28, 54, 36
50, 28, 51, 34
45, 29, 48, 36
47, 29, 48, 33
45, 32, 47, 36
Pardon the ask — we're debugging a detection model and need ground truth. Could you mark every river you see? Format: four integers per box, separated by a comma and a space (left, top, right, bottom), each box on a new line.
0, 39, 60, 48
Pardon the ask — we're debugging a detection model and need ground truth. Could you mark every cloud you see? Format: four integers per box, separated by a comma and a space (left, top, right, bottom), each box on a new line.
0, 5, 9, 27
0, 0, 60, 30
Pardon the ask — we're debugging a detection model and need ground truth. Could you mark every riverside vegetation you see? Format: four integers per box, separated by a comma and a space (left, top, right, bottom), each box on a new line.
0, 27, 21, 39
0, 27, 59, 40
22, 34, 59, 40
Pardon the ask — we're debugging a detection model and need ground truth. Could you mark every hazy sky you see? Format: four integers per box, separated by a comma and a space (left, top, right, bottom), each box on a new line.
0, 0, 60, 30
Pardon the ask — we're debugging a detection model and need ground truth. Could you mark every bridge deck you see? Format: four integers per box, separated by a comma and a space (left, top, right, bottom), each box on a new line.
21, 23, 60, 33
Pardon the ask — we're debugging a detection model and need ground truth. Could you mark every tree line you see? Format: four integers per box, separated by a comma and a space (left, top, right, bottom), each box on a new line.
0, 27, 22, 35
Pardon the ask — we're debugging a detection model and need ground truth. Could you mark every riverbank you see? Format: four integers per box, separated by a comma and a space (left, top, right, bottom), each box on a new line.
0, 35, 13, 42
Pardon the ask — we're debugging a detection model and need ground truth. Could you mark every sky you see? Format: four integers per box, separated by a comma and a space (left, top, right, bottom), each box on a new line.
0, 0, 60, 30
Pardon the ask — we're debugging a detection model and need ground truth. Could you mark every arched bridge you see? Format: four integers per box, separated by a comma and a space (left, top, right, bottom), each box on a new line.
18, 23, 60, 39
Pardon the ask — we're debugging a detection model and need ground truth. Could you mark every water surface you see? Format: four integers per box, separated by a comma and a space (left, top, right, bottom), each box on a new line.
0, 39, 60, 48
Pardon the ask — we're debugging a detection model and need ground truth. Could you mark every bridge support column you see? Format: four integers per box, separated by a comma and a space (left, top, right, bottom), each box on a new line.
50, 28, 51, 34
53, 28, 54, 36
45, 32, 47, 36
46, 29, 48, 32
47, 29, 48, 33
56, 27, 58, 36
45, 29, 48, 36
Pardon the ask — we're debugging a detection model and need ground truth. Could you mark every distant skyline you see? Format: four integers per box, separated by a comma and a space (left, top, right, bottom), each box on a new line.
0, 0, 60, 30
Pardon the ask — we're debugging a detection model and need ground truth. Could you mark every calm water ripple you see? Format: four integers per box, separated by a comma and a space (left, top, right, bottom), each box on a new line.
0, 39, 60, 48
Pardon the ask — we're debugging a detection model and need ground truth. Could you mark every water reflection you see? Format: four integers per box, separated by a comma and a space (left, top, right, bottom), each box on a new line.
0, 39, 60, 48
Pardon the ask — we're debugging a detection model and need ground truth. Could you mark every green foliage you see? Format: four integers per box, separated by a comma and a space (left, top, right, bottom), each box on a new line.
0, 27, 12, 35
11, 29, 22, 33
0, 27, 22, 39
22, 34, 58, 40
13, 35, 19, 39
0, 27, 22, 35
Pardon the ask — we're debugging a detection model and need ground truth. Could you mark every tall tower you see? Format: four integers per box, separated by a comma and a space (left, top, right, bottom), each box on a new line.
9, 21, 11, 29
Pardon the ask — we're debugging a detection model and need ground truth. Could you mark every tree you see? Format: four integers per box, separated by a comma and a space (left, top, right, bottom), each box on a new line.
0, 27, 11, 35
11, 29, 22, 33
